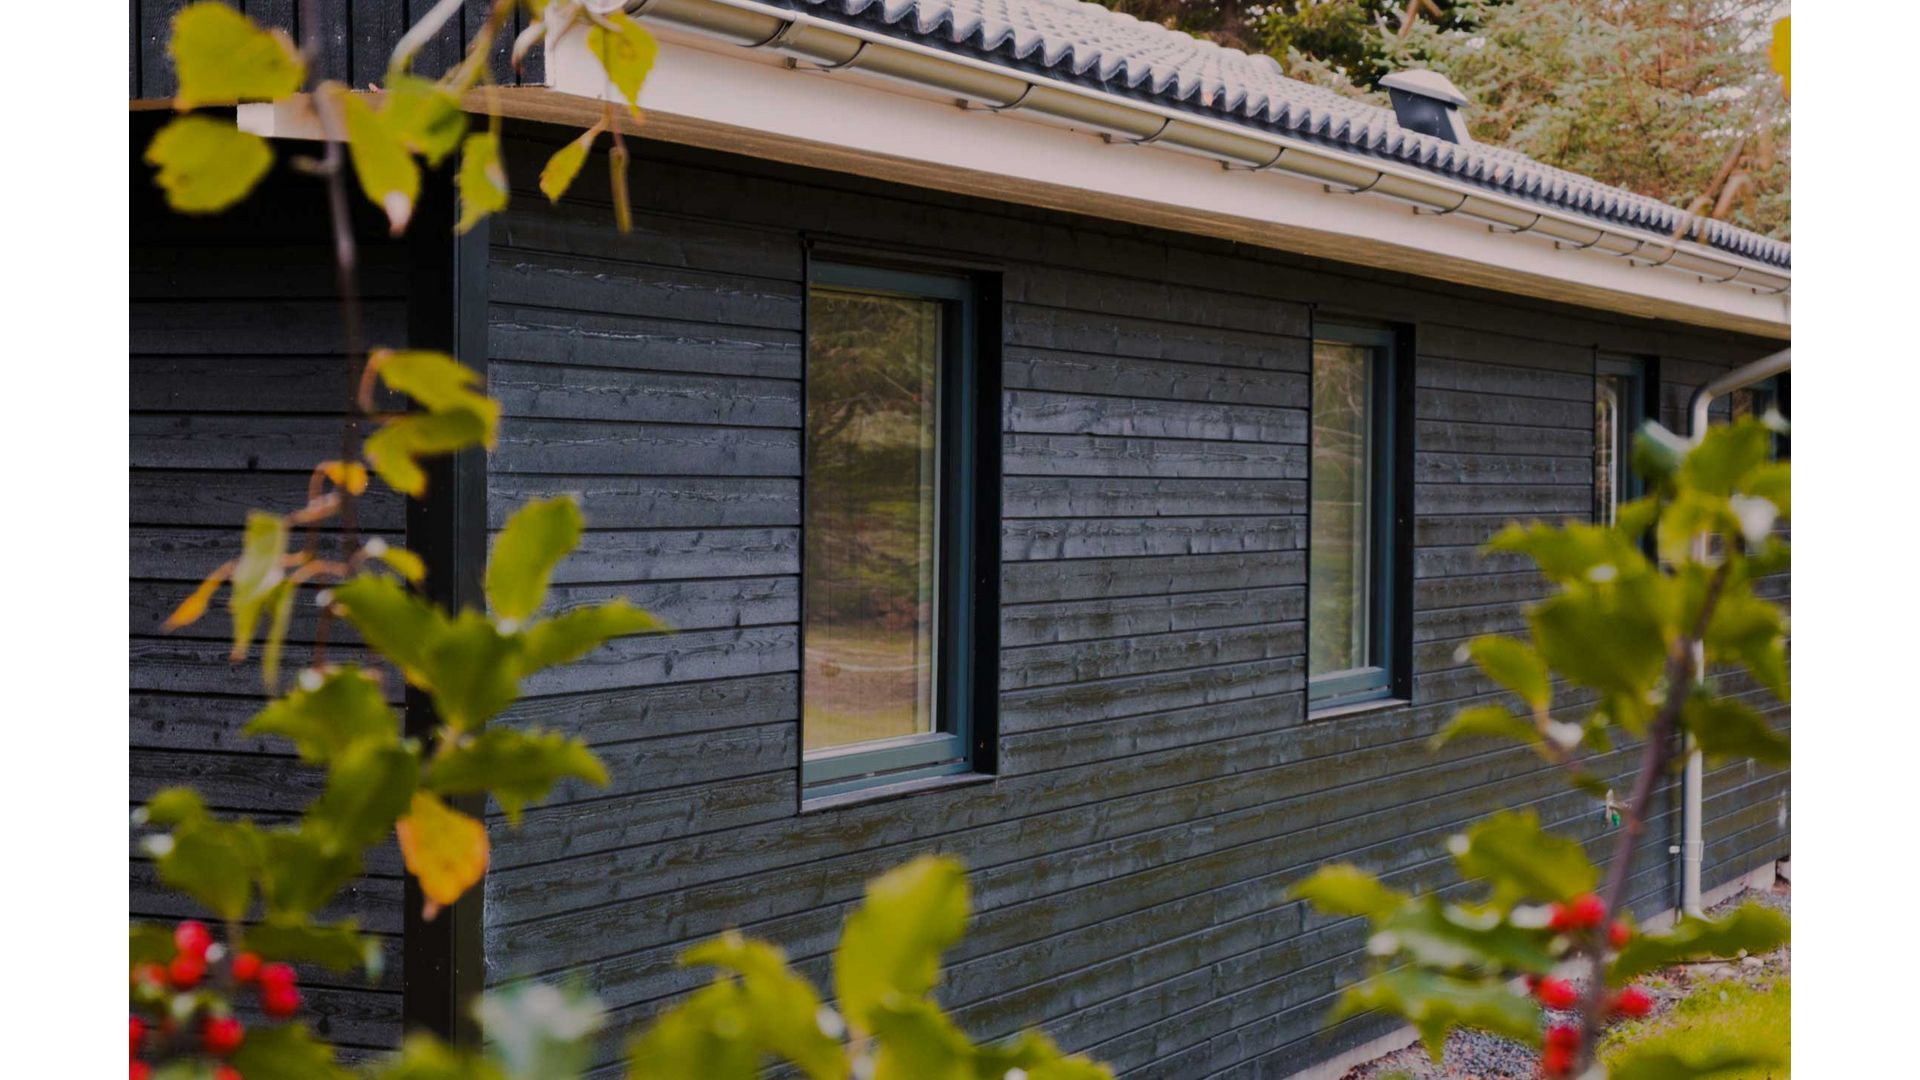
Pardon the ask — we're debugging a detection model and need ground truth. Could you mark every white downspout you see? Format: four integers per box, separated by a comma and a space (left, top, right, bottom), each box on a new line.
1680, 348, 1790, 916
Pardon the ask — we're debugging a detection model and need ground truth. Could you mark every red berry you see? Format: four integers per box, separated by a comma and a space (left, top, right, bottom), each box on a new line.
231, 951, 263, 983
1534, 977, 1579, 1010
174, 920, 214, 959
203, 1015, 246, 1056
168, 951, 207, 989
214, 1067, 243, 1080
1540, 1044, 1574, 1078
131, 1064, 152, 1080
130, 1016, 145, 1058
1612, 986, 1655, 1018
1567, 893, 1607, 928
258, 961, 297, 992
1608, 920, 1633, 949
1545, 1024, 1581, 1051
262, 984, 302, 1019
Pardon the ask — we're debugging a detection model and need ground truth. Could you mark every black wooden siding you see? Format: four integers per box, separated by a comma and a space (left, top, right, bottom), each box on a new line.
470, 129, 1789, 1078
129, 128, 411, 1059
131, 0, 536, 100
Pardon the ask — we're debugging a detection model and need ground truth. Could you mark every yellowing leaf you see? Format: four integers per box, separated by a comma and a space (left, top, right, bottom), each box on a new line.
320, 460, 369, 495
397, 791, 489, 919
457, 132, 510, 234
369, 349, 488, 412
367, 542, 428, 583
540, 124, 600, 203
341, 91, 420, 236
169, 2, 305, 109
381, 75, 468, 166
587, 13, 659, 115
230, 511, 291, 659
164, 562, 232, 630
365, 409, 494, 496
146, 115, 275, 214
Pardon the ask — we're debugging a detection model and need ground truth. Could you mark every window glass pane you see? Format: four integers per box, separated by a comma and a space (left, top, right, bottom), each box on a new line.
1310, 341, 1374, 680
804, 289, 942, 753
1595, 374, 1624, 524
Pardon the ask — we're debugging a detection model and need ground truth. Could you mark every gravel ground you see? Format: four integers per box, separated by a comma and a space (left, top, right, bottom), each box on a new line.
1339, 875, 1791, 1080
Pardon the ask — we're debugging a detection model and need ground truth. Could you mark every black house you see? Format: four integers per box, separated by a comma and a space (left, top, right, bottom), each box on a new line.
130, 2, 1790, 1075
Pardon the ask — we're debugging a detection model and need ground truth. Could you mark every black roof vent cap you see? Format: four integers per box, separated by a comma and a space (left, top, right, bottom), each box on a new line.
1380, 70, 1472, 144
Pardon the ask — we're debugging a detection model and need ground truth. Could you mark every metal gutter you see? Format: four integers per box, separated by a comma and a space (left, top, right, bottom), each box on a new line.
1681, 348, 1791, 916
620, 0, 1789, 297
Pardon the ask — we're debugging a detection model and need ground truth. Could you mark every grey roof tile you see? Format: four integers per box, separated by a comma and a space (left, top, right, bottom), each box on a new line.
767, 0, 1789, 270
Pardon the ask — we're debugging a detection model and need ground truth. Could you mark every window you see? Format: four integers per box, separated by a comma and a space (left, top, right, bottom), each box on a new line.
1309, 324, 1402, 710
802, 262, 993, 797
1594, 356, 1652, 525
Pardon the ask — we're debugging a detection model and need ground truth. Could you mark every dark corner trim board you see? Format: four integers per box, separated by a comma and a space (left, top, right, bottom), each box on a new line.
400, 169, 490, 1046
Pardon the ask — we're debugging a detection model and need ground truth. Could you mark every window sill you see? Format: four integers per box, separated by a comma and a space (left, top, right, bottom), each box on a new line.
1307, 696, 1410, 723
801, 771, 994, 815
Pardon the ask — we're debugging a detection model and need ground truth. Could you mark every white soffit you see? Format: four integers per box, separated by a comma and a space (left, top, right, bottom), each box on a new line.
534, 22, 1790, 338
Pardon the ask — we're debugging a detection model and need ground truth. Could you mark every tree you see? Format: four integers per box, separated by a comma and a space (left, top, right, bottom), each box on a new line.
1095, 0, 1790, 239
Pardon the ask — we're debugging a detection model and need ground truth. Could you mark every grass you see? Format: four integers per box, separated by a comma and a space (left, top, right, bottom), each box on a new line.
1600, 977, 1790, 1078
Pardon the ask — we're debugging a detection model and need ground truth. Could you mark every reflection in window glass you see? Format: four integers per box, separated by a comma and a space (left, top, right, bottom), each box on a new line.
1310, 342, 1374, 681
1595, 374, 1627, 525
803, 290, 941, 753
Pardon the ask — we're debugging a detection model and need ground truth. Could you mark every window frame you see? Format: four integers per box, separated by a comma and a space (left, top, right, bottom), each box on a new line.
1307, 322, 1404, 712
800, 260, 991, 798
1594, 354, 1655, 525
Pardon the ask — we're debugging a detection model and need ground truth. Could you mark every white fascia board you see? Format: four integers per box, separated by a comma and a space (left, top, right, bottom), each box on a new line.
540, 24, 1789, 338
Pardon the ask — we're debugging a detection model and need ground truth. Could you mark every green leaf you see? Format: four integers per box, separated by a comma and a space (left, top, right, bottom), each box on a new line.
835, 854, 971, 1032
368, 542, 428, 583
143, 786, 209, 827
587, 13, 659, 114
306, 741, 420, 853
259, 829, 363, 917
247, 666, 399, 764
1684, 419, 1775, 497
229, 1022, 349, 1080
868, 997, 974, 1080
1330, 968, 1539, 1062
168, 2, 305, 108
145, 115, 275, 214
1463, 636, 1550, 710
1448, 810, 1599, 907
520, 600, 665, 673
1740, 461, 1790, 519
540, 124, 599, 203
341, 90, 421, 235
475, 982, 605, 1080
426, 727, 608, 824
1684, 693, 1789, 766
457, 132, 510, 234
329, 575, 446, 686
1529, 582, 1670, 703
229, 510, 290, 658
1373, 898, 1557, 975
1486, 521, 1651, 588
371, 349, 492, 414
369, 1034, 507, 1080
423, 611, 524, 731
365, 408, 496, 497
1608, 1046, 1786, 1080
382, 76, 468, 166
627, 983, 761, 1080
682, 932, 846, 1080
130, 923, 178, 967
246, 917, 381, 976
488, 496, 586, 622
1288, 863, 1406, 920
1702, 590, 1789, 701
1432, 705, 1540, 750
152, 817, 261, 922
1610, 903, 1791, 981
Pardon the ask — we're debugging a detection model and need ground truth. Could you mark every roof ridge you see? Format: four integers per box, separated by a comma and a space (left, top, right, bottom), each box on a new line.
768, 0, 1788, 270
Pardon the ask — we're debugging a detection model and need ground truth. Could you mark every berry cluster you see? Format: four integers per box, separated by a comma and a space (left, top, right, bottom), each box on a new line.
1525, 897, 1657, 1078
130, 920, 306, 1080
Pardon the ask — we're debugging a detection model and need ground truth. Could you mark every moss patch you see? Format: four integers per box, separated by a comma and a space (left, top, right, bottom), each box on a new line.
1601, 977, 1789, 1078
